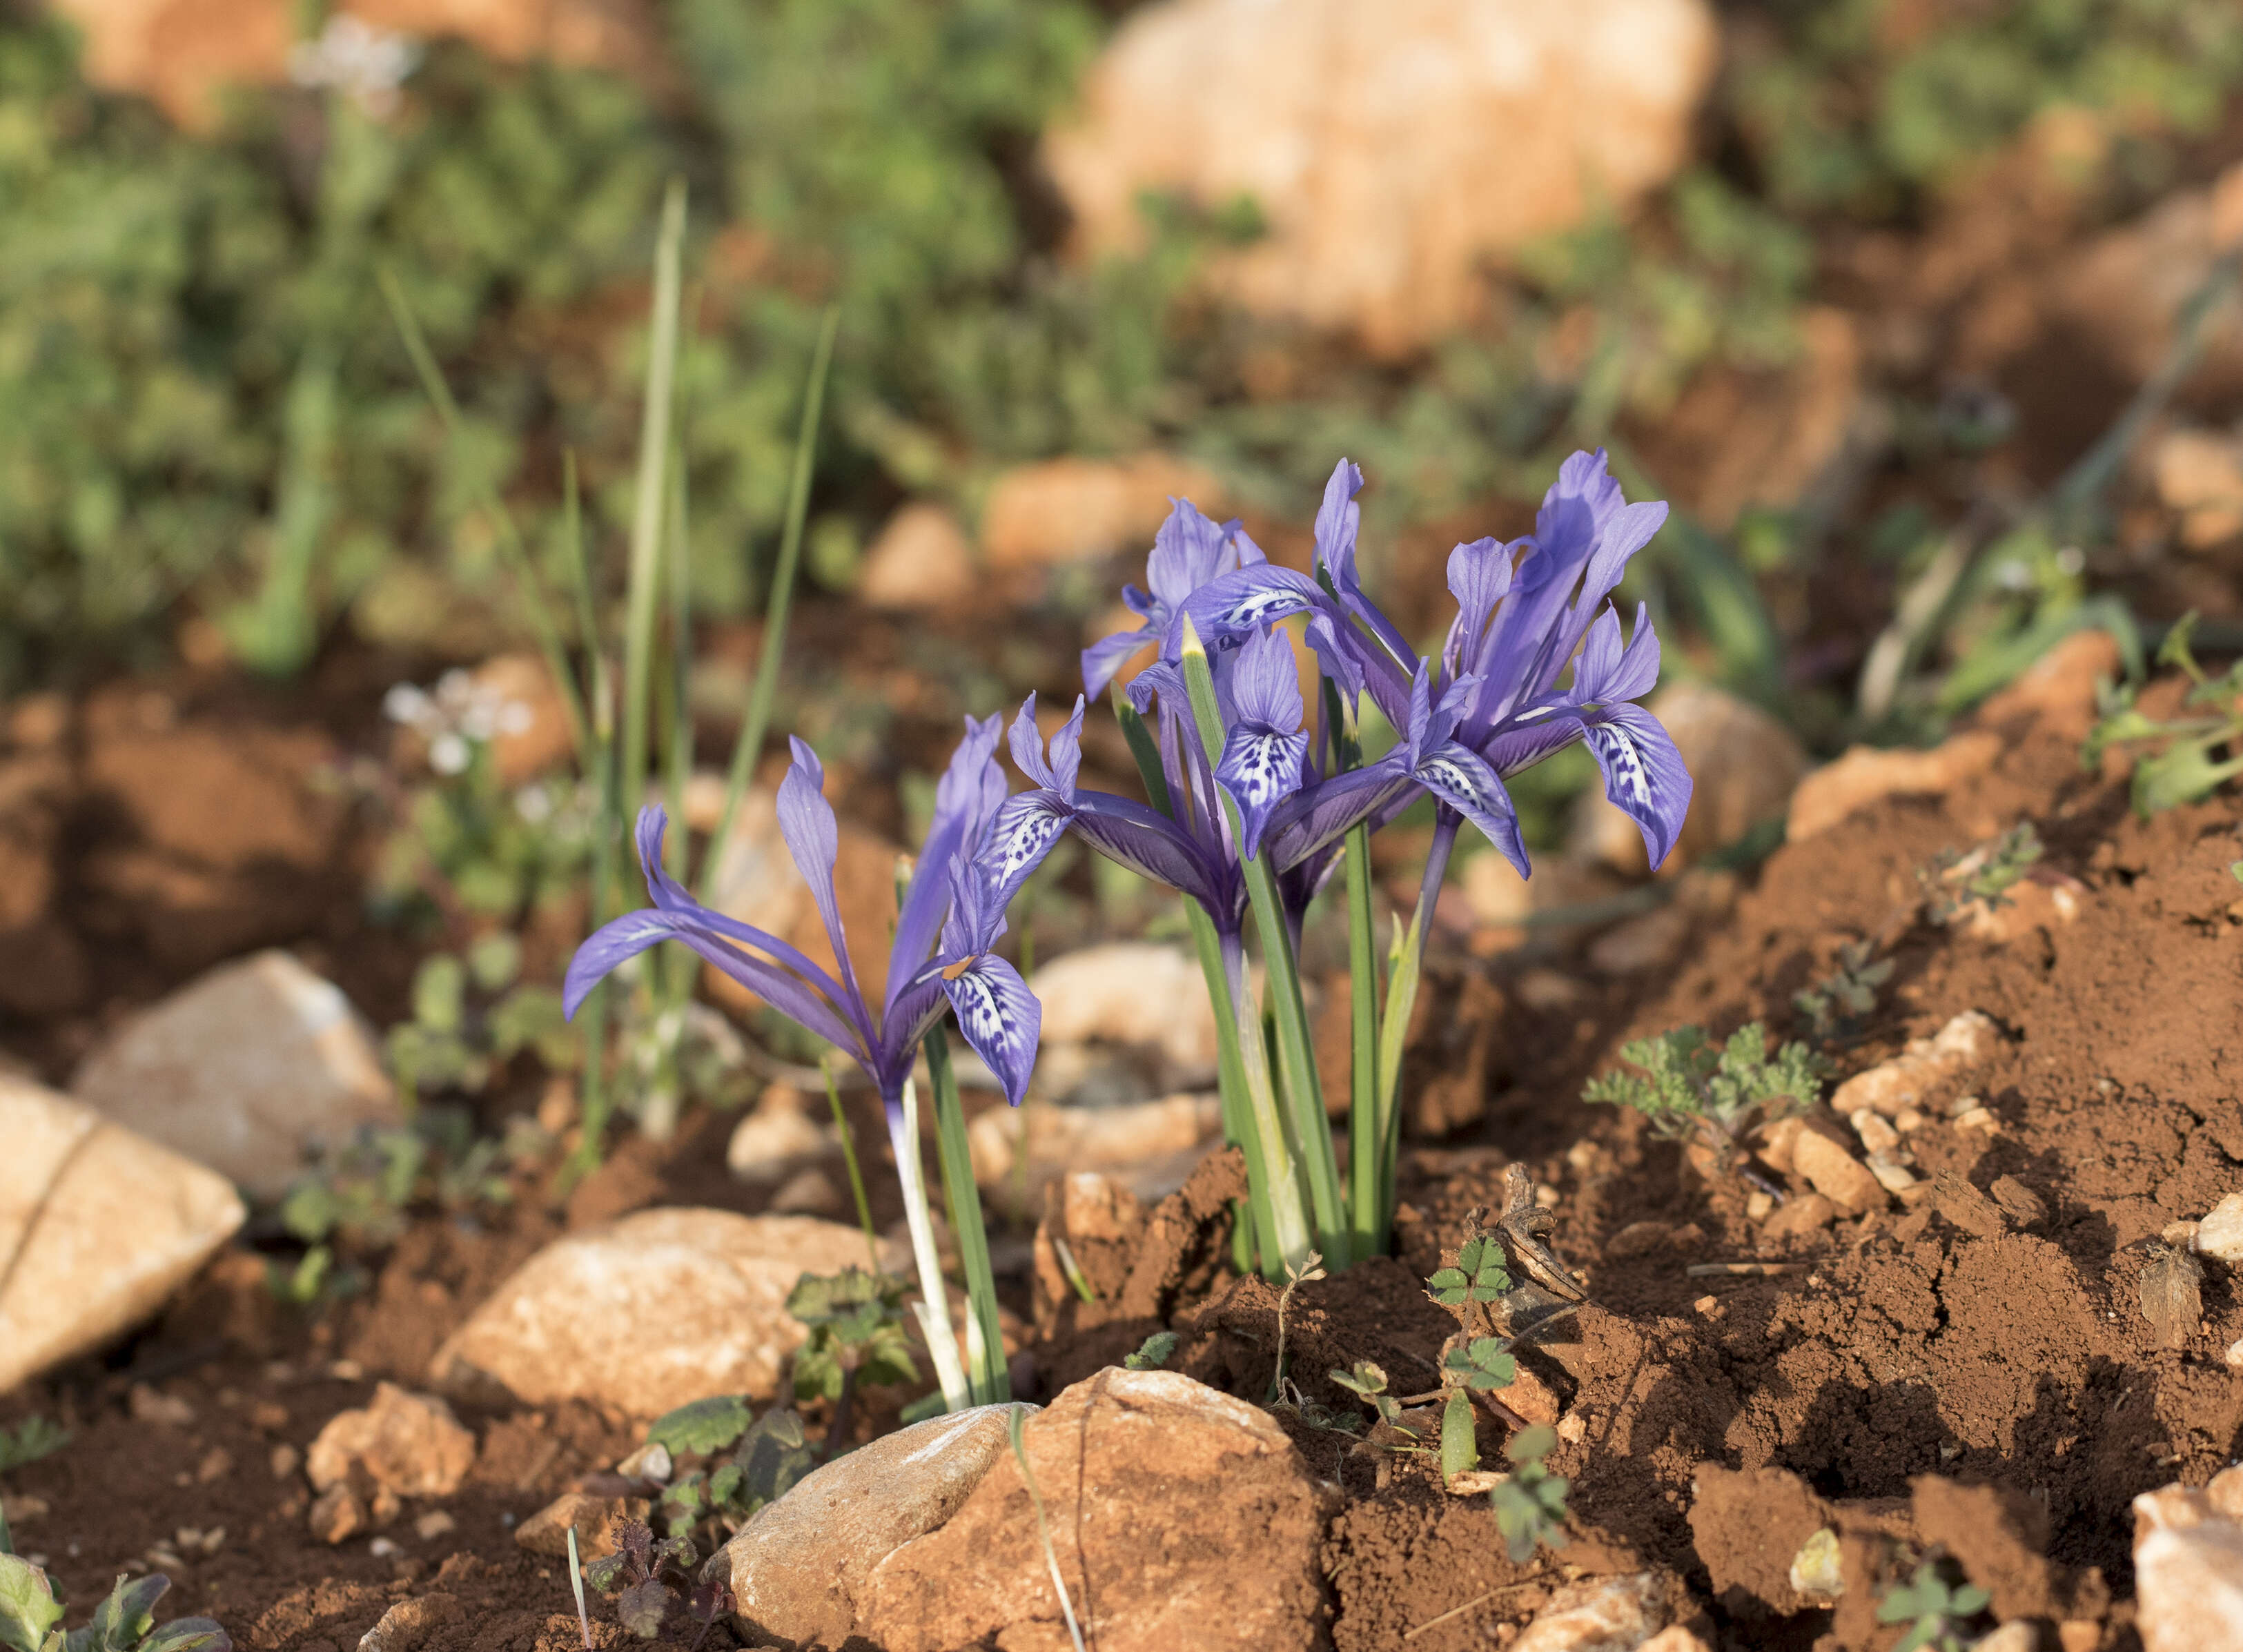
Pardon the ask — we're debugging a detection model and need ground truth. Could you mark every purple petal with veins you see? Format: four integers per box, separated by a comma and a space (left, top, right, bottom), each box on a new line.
942, 953, 1041, 1107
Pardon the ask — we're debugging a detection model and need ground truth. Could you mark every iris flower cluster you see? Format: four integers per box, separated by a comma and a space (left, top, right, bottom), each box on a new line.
566, 449, 1690, 1411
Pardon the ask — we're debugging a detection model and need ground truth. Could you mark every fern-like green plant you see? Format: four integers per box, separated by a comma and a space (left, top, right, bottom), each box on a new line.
1583, 1022, 1823, 1159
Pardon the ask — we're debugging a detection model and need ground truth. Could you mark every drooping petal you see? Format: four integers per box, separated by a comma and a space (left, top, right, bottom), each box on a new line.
1413, 740, 1528, 876
1263, 758, 1418, 872
1082, 624, 1156, 700
563, 907, 865, 1059
979, 790, 1073, 909
1229, 625, 1304, 732
1582, 702, 1693, 871
1068, 791, 1229, 909
1304, 611, 1366, 703
942, 953, 1042, 1108
631, 806, 857, 1010
1173, 564, 1323, 653
1216, 724, 1310, 858
1145, 496, 1234, 608
776, 737, 870, 1019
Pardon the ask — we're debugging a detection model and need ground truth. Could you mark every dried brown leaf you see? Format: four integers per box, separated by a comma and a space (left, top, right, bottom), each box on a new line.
2142, 1246, 2204, 1350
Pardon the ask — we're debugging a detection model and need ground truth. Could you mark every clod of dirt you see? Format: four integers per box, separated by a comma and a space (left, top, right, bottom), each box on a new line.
70, 949, 399, 1200
1786, 732, 2002, 841
0, 1072, 245, 1391
306, 1383, 478, 1499
723, 1402, 1019, 1649
1689, 1466, 1835, 1618
861, 1369, 1330, 1652
2139, 1246, 2206, 1350
429, 1209, 903, 1415
1912, 1475, 2106, 1624
1790, 1126, 1888, 1215
357, 1591, 463, 1652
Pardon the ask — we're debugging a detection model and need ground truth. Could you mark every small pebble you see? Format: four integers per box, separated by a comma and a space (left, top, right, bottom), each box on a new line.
270, 1444, 302, 1480
1948, 1093, 1984, 1119
1894, 1108, 1926, 1133
369, 1537, 404, 1559
415, 1511, 456, 1542
196, 1448, 233, 1484
1954, 1106, 1999, 1134
1867, 1152, 1919, 1194
1693, 1295, 1720, 1316
1852, 1109, 1900, 1155
1745, 1191, 1773, 1223
329, 1359, 366, 1381
2224, 1339, 2243, 1370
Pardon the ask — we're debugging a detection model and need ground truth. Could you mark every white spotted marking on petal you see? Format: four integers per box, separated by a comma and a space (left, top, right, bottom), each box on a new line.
1220, 589, 1310, 632
1228, 731, 1297, 810
949, 964, 1024, 1067
1587, 723, 1652, 808
992, 807, 1066, 887
1418, 754, 1500, 814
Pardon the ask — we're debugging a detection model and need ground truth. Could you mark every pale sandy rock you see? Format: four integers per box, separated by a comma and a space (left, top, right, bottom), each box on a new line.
860, 502, 978, 611
1030, 943, 1220, 1076
1791, 1130, 1888, 1217
1787, 732, 2004, 842
306, 1384, 476, 1499
1512, 1571, 1672, 1652
769, 1168, 845, 1219
1970, 1625, 2037, 1652
356, 1591, 461, 1652
968, 1092, 1223, 1204
1459, 851, 1623, 953
723, 1403, 1019, 1649
429, 1208, 904, 1415
1829, 1011, 2002, 1119
2153, 429, 2243, 550
1866, 1152, 1918, 1195
1580, 682, 1807, 875
1638, 1631, 1713, 1652
2195, 1194, 2243, 1267
725, 1084, 828, 1185
0, 1075, 246, 1392
515, 1491, 649, 1557
1046, 0, 1717, 353
1852, 1110, 1899, 1156
308, 1484, 365, 1544
981, 454, 1221, 572
1759, 1116, 1803, 1176
2134, 1467, 2243, 1652
862, 1369, 1328, 1652
71, 950, 398, 1200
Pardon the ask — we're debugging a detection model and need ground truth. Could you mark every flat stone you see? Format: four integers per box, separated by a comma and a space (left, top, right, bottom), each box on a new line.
1791, 1129, 1888, 1216
723, 1403, 1019, 1648
2135, 1467, 2243, 1652
0, 1074, 245, 1392
861, 1369, 1328, 1652
71, 950, 398, 1200
429, 1208, 901, 1416
306, 1384, 476, 1500
1828, 1012, 2002, 1119
980, 454, 1221, 572
966, 1092, 1222, 1205
356, 1592, 460, 1652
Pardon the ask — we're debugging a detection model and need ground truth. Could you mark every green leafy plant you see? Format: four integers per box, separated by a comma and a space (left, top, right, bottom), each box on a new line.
1328, 1361, 1404, 1430
0, 1422, 68, 1477
384, 935, 576, 1103
1427, 1237, 1512, 1308
1443, 1337, 1519, 1394
2086, 613, 2243, 815
787, 1270, 920, 1407
1583, 1023, 1823, 1163
0, 1562, 228, 1652
638, 1396, 814, 1544
582, 1520, 731, 1646
1793, 939, 1893, 1043
1489, 1424, 1570, 1564
1124, 1332, 1179, 1371
1921, 822, 2045, 922
1875, 1559, 1992, 1652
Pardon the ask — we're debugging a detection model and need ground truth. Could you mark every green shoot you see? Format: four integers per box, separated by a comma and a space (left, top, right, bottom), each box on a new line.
1124, 1332, 1179, 1370
1267, 1250, 1326, 1404
1008, 1405, 1086, 1652
1921, 822, 2044, 921
566, 1527, 593, 1652
820, 1057, 880, 1270
2084, 611, 2243, 816
1489, 1424, 1570, 1564
1792, 940, 1892, 1043
0, 1420, 68, 1477
1440, 1388, 1479, 1480
925, 1027, 1008, 1406
1329, 1361, 1403, 1429
1875, 1560, 1991, 1652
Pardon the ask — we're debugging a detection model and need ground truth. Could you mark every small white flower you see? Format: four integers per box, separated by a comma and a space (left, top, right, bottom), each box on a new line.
288, 15, 421, 116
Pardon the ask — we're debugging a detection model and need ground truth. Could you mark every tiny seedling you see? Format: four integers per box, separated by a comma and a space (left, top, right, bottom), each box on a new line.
1583, 1023, 1823, 1168
0, 1420, 68, 1476
1874, 1559, 1991, 1652
582, 1520, 732, 1646
1267, 1252, 1326, 1405
0, 1562, 229, 1652
1427, 1237, 1512, 1309
1124, 1332, 1179, 1371
1920, 823, 2044, 923
788, 1269, 918, 1461
1489, 1424, 1570, 1564
2084, 611, 2243, 816
1329, 1361, 1404, 1430
1007, 1405, 1085, 1652
565, 1528, 593, 1652
1792, 939, 1893, 1043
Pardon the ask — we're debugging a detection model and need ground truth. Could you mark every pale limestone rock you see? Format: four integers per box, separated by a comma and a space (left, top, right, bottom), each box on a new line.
1511, 1571, 1672, 1652
429, 1209, 899, 1416
306, 1384, 476, 1499
1046, 0, 1717, 353
2134, 1466, 2243, 1652
723, 1403, 1020, 1649
1791, 1130, 1888, 1217
356, 1592, 461, 1652
1786, 733, 2003, 842
71, 950, 397, 1200
725, 1084, 829, 1186
1638, 1631, 1713, 1652
0, 1075, 245, 1392
981, 454, 1221, 572
2153, 428, 2243, 550
1852, 1110, 1900, 1155
2195, 1194, 2243, 1267
1828, 1011, 2002, 1119
1030, 943, 1220, 1077
1970, 1624, 2037, 1652
1580, 682, 1807, 876
967, 1092, 1222, 1203
860, 502, 977, 611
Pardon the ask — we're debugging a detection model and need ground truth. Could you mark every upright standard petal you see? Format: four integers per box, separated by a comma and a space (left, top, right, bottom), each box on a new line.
889, 714, 1006, 1009
1228, 624, 1304, 731
776, 737, 870, 1022
1582, 702, 1692, 870
1571, 602, 1661, 705
941, 952, 1041, 1108
1082, 624, 1155, 700
1173, 564, 1322, 654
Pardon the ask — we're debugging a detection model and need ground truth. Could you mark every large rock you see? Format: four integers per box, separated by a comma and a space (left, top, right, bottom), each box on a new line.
861, 1368, 1329, 1652
2134, 1466, 2243, 1652
1785, 732, 2002, 843
1030, 943, 1221, 1078
0, 1075, 246, 1392
1580, 682, 1807, 876
72, 950, 398, 1201
1512, 1572, 1677, 1652
1045, 0, 1717, 353
980, 455, 1221, 573
429, 1209, 898, 1416
725, 1404, 1019, 1649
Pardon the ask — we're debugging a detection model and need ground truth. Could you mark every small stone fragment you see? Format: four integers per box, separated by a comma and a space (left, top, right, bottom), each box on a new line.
270, 1444, 302, 1479
615, 1442, 673, 1484
1029, 942, 1222, 1076
769, 1168, 845, 1218
1955, 1107, 1999, 1134
1607, 1221, 1676, 1257
725, 1084, 827, 1185
2134, 1467, 2243, 1652
1895, 1108, 1926, 1133
1789, 1526, 1843, 1602
515, 1492, 649, 1558
1792, 1130, 1889, 1215
356, 1592, 460, 1652
1745, 1190, 1774, 1223
130, 1384, 198, 1427
1829, 1011, 2002, 1119
1989, 1177, 2049, 1228
1867, 1152, 1918, 1194
1511, 1571, 1671, 1652
1762, 1193, 1838, 1241
413, 1511, 455, 1542
2142, 1248, 2206, 1350
1759, 1117, 1803, 1175
308, 1484, 366, 1545
2193, 1194, 2243, 1266
1852, 1110, 1900, 1155
307, 1384, 477, 1499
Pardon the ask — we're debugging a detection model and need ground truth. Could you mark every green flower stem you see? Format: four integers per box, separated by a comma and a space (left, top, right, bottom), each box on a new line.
1373, 815, 1458, 1239
566, 458, 623, 1191
1177, 619, 1345, 1268
893, 1076, 970, 1412
1220, 930, 1314, 1277
823, 1055, 881, 1270
1326, 676, 1387, 1259
925, 1027, 1009, 1406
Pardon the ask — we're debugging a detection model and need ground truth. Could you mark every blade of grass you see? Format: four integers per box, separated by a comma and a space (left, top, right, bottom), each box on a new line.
926, 1027, 1008, 1405
378, 267, 589, 765
565, 455, 623, 1190
565, 1526, 593, 1652
1008, 1404, 1087, 1652
822, 1054, 880, 1270
697, 304, 841, 904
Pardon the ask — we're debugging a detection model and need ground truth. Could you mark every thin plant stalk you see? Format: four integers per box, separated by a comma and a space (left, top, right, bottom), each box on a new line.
698, 304, 842, 906
636, 444, 696, 1144
1373, 816, 1457, 1239
822, 1055, 881, 1270
1326, 675, 1387, 1259
565, 1526, 593, 1652
0, 1489, 12, 1556
1177, 620, 1347, 1267
1008, 1404, 1086, 1652
892, 1076, 970, 1412
616, 179, 687, 876
564, 457, 624, 1188
1218, 927, 1315, 1277
378, 268, 589, 766
926, 1026, 1009, 1405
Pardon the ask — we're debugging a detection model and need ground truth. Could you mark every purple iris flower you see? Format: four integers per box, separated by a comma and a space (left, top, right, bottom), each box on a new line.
562, 716, 1052, 1114
1080, 497, 1266, 700
1171, 450, 1692, 876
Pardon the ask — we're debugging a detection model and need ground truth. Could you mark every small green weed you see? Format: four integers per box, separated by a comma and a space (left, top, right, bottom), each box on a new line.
1920, 822, 2044, 923
1875, 1559, 1991, 1652
386, 936, 576, 1103
1123, 1333, 1179, 1371
1427, 1236, 1511, 1308
2085, 612, 2243, 815
581, 1519, 732, 1646
1489, 1424, 1571, 1565
787, 1270, 920, 1407
0, 1421, 68, 1477
1792, 939, 1893, 1043
1583, 1023, 1823, 1163
1328, 1361, 1404, 1430
0, 1562, 228, 1652
637, 1397, 814, 1546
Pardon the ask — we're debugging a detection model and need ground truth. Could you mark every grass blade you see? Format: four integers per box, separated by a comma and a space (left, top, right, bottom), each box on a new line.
1009, 1404, 1086, 1652
927, 1027, 1008, 1406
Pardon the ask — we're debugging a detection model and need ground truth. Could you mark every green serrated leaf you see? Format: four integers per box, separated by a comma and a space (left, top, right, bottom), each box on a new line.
1124, 1331, 1179, 1370
646, 1395, 753, 1457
